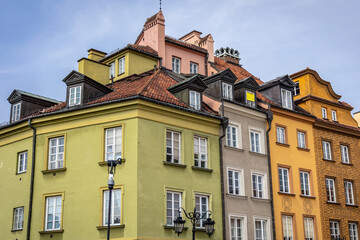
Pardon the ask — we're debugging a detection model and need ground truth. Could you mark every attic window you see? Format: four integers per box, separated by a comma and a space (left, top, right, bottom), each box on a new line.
189, 90, 201, 110
172, 57, 181, 74
246, 91, 256, 108
293, 82, 300, 96
190, 62, 198, 74
109, 62, 115, 79
281, 89, 293, 110
11, 103, 21, 122
222, 83, 233, 100
69, 86, 81, 106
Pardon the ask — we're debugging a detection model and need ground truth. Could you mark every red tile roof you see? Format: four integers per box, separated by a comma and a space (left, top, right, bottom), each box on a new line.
127, 44, 158, 57
165, 36, 208, 54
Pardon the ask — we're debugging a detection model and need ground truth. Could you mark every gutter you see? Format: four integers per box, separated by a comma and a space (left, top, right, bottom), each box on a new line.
26, 119, 36, 240
265, 105, 276, 240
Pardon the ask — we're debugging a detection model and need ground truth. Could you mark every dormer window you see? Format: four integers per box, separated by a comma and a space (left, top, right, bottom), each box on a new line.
69, 86, 81, 106
293, 82, 300, 96
189, 90, 201, 110
246, 91, 256, 107
222, 83, 233, 100
11, 103, 21, 122
118, 57, 125, 75
281, 89, 292, 109
109, 62, 115, 79
190, 62, 198, 74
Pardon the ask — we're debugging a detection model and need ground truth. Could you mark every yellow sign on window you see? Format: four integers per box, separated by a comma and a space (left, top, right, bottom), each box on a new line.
246, 91, 255, 102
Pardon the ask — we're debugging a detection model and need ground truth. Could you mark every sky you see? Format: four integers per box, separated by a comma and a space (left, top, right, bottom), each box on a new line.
0, 0, 359, 123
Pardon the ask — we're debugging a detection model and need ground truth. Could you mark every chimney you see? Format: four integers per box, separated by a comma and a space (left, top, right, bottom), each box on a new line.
88, 48, 107, 61
215, 47, 241, 65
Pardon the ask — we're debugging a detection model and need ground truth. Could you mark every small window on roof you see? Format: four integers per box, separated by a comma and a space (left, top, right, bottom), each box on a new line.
69, 86, 81, 106
11, 103, 21, 122
246, 90, 256, 107
222, 83, 233, 100
281, 89, 292, 109
293, 82, 300, 96
189, 91, 201, 110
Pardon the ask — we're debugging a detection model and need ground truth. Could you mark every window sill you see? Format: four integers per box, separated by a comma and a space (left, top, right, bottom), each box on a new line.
11, 228, 23, 232
250, 197, 270, 202
346, 204, 359, 208
192, 166, 213, 172
341, 162, 353, 166
300, 195, 316, 199
163, 225, 189, 230
98, 159, 126, 166
39, 229, 64, 234
278, 192, 296, 197
326, 201, 340, 205
16, 171, 27, 175
117, 72, 125, 77
248, 151, 267, 157
276, 142, 290, 147
163, 161, 187, 168
224, 146, 244, 152
322, 159, 335, 163
226, 193, 248, 199
96, 225, 125, 230
41, 168, 66, 174
297, 147, 310, 152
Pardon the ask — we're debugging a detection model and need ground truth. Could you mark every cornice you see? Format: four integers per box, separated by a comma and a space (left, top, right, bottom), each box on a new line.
295, 95, 353, 110
314, 119, 360, 137
271, 106, 315, 123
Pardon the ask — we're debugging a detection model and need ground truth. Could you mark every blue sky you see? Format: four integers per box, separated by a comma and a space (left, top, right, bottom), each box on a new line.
0, 0, 359, 123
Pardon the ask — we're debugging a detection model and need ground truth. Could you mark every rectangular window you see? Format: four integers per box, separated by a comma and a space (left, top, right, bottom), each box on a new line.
341, 145, 350, 164
166, 130, 181, 163
330, 221, 340, 238
18, 151, 28, 173
345, 181, 355, 205
300, 171, 311, 196
250, 130, 261, 153
304, 217, 315, 240
230, 217, 244, 240
281, 89, 293, 109
172, 57, 181, 74
226, 125, 238, 148
246, 90, 256, 107
331, 110, 337, 121
13, 207, 24, 230
321, 107, 327, 119
279, 167, 290, 193
118, 57, 125, 74
105, 127, 122, 162
11, 103, 21, 122
282, 215, 294, 240
252, 173, 265, 199
293, 82, 300, 96
222, 82, 233, 100
195, 195, 209, 227
194, 136, 207, 168
322, 141, 332, 160
349, 223, 359, 240
297, 131, 306, 149
45, 195, 62, 231
48, 137, 64, 170
255, 219, 267, 240
190, 62, 198, 74
166, 191, 181, 226
326, 178, 336, 202
189, 90, 201, 110
109, 62, 115, 78
276, 126, 286, 144
69, 86, 81, 106
103, 189, 121, 226
228, 169, 243, 196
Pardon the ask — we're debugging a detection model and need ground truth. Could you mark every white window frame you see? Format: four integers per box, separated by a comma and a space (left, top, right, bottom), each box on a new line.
326, 178, 336, 203
229, 215, 247, 240
195, 194, 209, 228
345, 181, 355, 205
322, 141, 332, 160
105, 127, 122, 162
166, 191, 182, 226
166, 130, 181, 163
11, 102, 21, 122
297, 131, 306, 149
194, 136, 207, 168
330, 221, 340, 238
304, 217, 315, 240
189, 90, 201, 110
293, 82, 300, 96
109, 62, 115, 79
321, 107, 327, 119
282, 215, 294, 240
349, 222, 359, 240
252, 172, 267, 199
13, 207, 24, 230
300, 171, 311, 196
222, 82, 233, 100
172, 57, 181, 74
118, 57, 125, 74
254, 218, 269, 240
278, 167, 290, 193
228, 168, 244, 196
48, 136, 64, 170
281, 89, 293, 110
226, 124, 238, 148
190, 62, 198, 74
69, 86, 81, 106
103, 189, 121, 226
45, 196, 62, 231
276, 126, 286, 144
341, 145, 350, 164
18, 151, 28, 173
246, 90, 256, 107
331, 110, 337, 121
250, 129, 262, 153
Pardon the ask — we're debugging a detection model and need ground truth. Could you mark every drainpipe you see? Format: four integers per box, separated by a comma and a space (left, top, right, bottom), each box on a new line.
265, 105, 276, 240
26, 119, 36, 240
205, 53, 209, 77
219, 101, 228, 240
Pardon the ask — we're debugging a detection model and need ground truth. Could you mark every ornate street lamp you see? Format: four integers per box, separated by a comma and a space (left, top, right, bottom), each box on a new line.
174, 207, 215, 240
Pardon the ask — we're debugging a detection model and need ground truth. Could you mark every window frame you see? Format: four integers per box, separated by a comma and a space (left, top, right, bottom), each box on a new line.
245, 90, 256, 108
227, 168, 245, 196
276, 125, 286, 144
195, 194, 210, 228
17, 151, 28, 174
47, 135, 65, 170
282, 214, 294, 240
11, 102, 21, 122
341, 144, 350, 164
166, 130, 182, 164
297, 130, 307, 149
252, 172, 267, 199
281, 88, 293, 110
226, 124, 239, 148
12, 206, 24, 231
68, 85, 82, 106
300, 170, 311, 196
172, 56, 181, 74
331, 110, 337, 121
194, 135, 208, 168
278, 167, 291, 194
321, 107, 328, 119
349, 222, 359, 240
190, 62, 198, 74
293, 82, 300, 96
322, 141, 332, 160
344, 181, 355, 205
102, 187, 122, 226
254, 218, 269, 240
104, 126, 123, 162
189, 90, 201, 110
222, 82, 233, 100
166, 190, 182, 226
330, 220, 340, 238
303, 216, 315, 240
118, 57, 125, 75
326, 178, 337, 203
43, 192, 64, 232
109, 61, 115, 79
229, 214, 247, 240
250, 129, 262, 153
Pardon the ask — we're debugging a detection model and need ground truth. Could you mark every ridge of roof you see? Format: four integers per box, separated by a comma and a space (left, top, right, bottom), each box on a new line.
100, 44, 159, 62
165, 36, 208, 54
12, 89, 61, 103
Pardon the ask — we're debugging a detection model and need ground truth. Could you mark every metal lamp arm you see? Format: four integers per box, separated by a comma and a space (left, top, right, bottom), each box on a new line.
200, 210, 212, 220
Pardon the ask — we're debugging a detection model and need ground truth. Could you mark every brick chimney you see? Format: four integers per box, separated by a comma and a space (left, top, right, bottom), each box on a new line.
215, 47, 241, 65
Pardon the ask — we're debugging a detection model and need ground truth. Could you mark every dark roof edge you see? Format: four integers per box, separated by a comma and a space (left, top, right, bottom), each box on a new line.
100, 45, 160, 62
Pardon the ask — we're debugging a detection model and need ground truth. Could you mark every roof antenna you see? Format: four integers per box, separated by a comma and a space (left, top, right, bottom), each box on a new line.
159, 0, 162, 11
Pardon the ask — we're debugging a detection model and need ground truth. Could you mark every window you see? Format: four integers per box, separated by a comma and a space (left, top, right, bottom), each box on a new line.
330, 221, 340, 239
252, 173, 265, 199
281, 89, 292, 110
297, 131, 306, 149
69, 86, 81, 106
226, 125, 238, 148
230, 217, 244, 240
349, 223, 359, 240
341, 145, 350, 164
276, 126, 286, 144
278, 167, 290, 193
118, 57, 125, 74
166, 130, 181, 163
331, 110, 337, 121
246, 90, 256, 108
293, 82, 300, 96
228, 169, 243, 196
255, 219, 267, 240
13, 207, 24, 230
103, 189, 121, 226
109, 62, 115, 78
195, 195, 209, 227
166, 191, 181, 226
11, 103, 21, 122
326, 178, 336, 202
300, 171, 311, 196
190, 62, 198, 74
304, 217, 315, 240
321, 107, 327, 119
250, 130, 261, 153
45, 195, 62, 231
48, 136, 64, 170
222, 82, 233, 100
189, 90, 201, 110
345, 181, 355, 205
172, 57, 180, 74
282, 215, 294, 240
194, 136, 207, 168
18, 151, 28, 173
105, 127, 122, 161
322, 141, 332, 160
